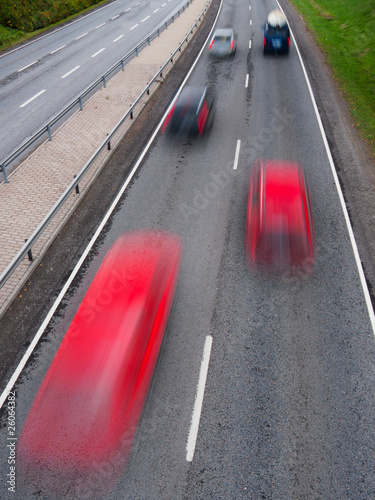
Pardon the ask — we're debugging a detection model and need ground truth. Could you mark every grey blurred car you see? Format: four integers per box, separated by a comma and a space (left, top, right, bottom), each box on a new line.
208, 28, 237, 57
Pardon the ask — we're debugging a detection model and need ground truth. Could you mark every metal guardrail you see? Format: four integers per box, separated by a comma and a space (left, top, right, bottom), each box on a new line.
0, 0, 195, 183
0, 0, 212, 291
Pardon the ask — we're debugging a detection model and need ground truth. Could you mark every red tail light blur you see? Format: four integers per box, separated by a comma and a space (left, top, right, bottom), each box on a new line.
230, 40, 234, 51
197, 101, 209, 135
209, 38, 214, 50
162, 102, 176, 133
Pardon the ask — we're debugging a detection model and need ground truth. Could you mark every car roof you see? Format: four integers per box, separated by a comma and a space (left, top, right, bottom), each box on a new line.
267, 9, 288, 28
214, 28, 234, 37
176, 86, 207, 106
262, 161, 306, 230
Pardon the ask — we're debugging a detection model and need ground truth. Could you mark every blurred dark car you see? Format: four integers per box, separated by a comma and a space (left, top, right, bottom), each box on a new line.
245, 159, 315, 270
208, 28, 237, 57
263, 9, 290, 54
162, 86, 215, 137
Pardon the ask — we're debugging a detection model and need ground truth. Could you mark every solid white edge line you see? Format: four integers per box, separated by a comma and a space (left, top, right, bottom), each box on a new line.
20, 90, 46, 108
245, 74, 249, 88
61, 65, 80, 78
50, 45, 66, 54
0, 0, 225, 411
233, 139, 241, 170
91, 48, 105, 58
275, 0, 375, 334
18, 60, 38, 72
76, 32, 88, 40
113, 35, 124, 42
186, 335, 213, 462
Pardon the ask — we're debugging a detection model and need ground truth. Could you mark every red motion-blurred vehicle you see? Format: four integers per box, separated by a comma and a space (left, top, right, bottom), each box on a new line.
245, 159, 315, 270
19, 231, 182, 475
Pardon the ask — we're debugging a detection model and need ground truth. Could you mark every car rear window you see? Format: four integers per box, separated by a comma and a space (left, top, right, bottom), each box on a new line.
214, 35, 231, 43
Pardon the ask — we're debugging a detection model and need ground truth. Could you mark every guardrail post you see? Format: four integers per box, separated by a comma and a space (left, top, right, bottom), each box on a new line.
172, 15, 174, 23
74, 175, 80, 194
1, 164, 9, 183
107, 134, 111, 150
25, 239, 33, 262
136, 47, 138, 57
47, 124, 52, 141
147, 37, 150, 46
130, 109, 133, 119
103, 75, 106, 88
165, 22, 168, 30
157, 28, 160, 37
79, 96, 83, 110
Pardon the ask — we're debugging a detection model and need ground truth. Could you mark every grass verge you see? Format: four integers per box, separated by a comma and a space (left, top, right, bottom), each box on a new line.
287, 0, 375, 156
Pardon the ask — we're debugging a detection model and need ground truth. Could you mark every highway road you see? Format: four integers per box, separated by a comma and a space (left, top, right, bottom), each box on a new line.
0, 0, 189, 161
1, 0, 375, 498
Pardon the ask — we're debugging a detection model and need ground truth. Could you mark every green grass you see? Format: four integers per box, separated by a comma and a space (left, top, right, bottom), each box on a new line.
288, 0, 375, 155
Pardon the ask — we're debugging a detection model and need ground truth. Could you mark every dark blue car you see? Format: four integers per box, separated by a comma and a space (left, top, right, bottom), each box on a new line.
263, 9, 290, 54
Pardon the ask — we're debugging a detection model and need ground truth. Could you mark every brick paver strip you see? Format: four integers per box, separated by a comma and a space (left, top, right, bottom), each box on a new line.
0, 0, 212, 317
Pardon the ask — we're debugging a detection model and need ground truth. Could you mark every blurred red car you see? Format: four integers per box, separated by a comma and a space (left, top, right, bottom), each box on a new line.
245, 159, 315, 270
19, 231, 182, 480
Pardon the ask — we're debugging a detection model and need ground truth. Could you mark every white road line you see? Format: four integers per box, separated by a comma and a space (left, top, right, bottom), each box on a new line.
162, 2, 167, 6
76, 32, 88, 40
135, 1, 141, 5
250, 19, 252, 26
275, 0, 375, 334
18, 60, 38, 72
91, 48, 105, 57
96, 22, 105, 29
186, 336, 213, 462
50, 45, 66, 54
249, 5, 251, 9
249, 40, 252, 49
111, 14, 120, 19
153, 8, 159, 12
113, 35, 124, 42
61, 65, 80, 79
245, 74, 249, 88
20, 89, 46, 108
130, 23, 139, 30
124, 7, 131, 12
233, 139, 241, 170
141, 15, 150, 22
